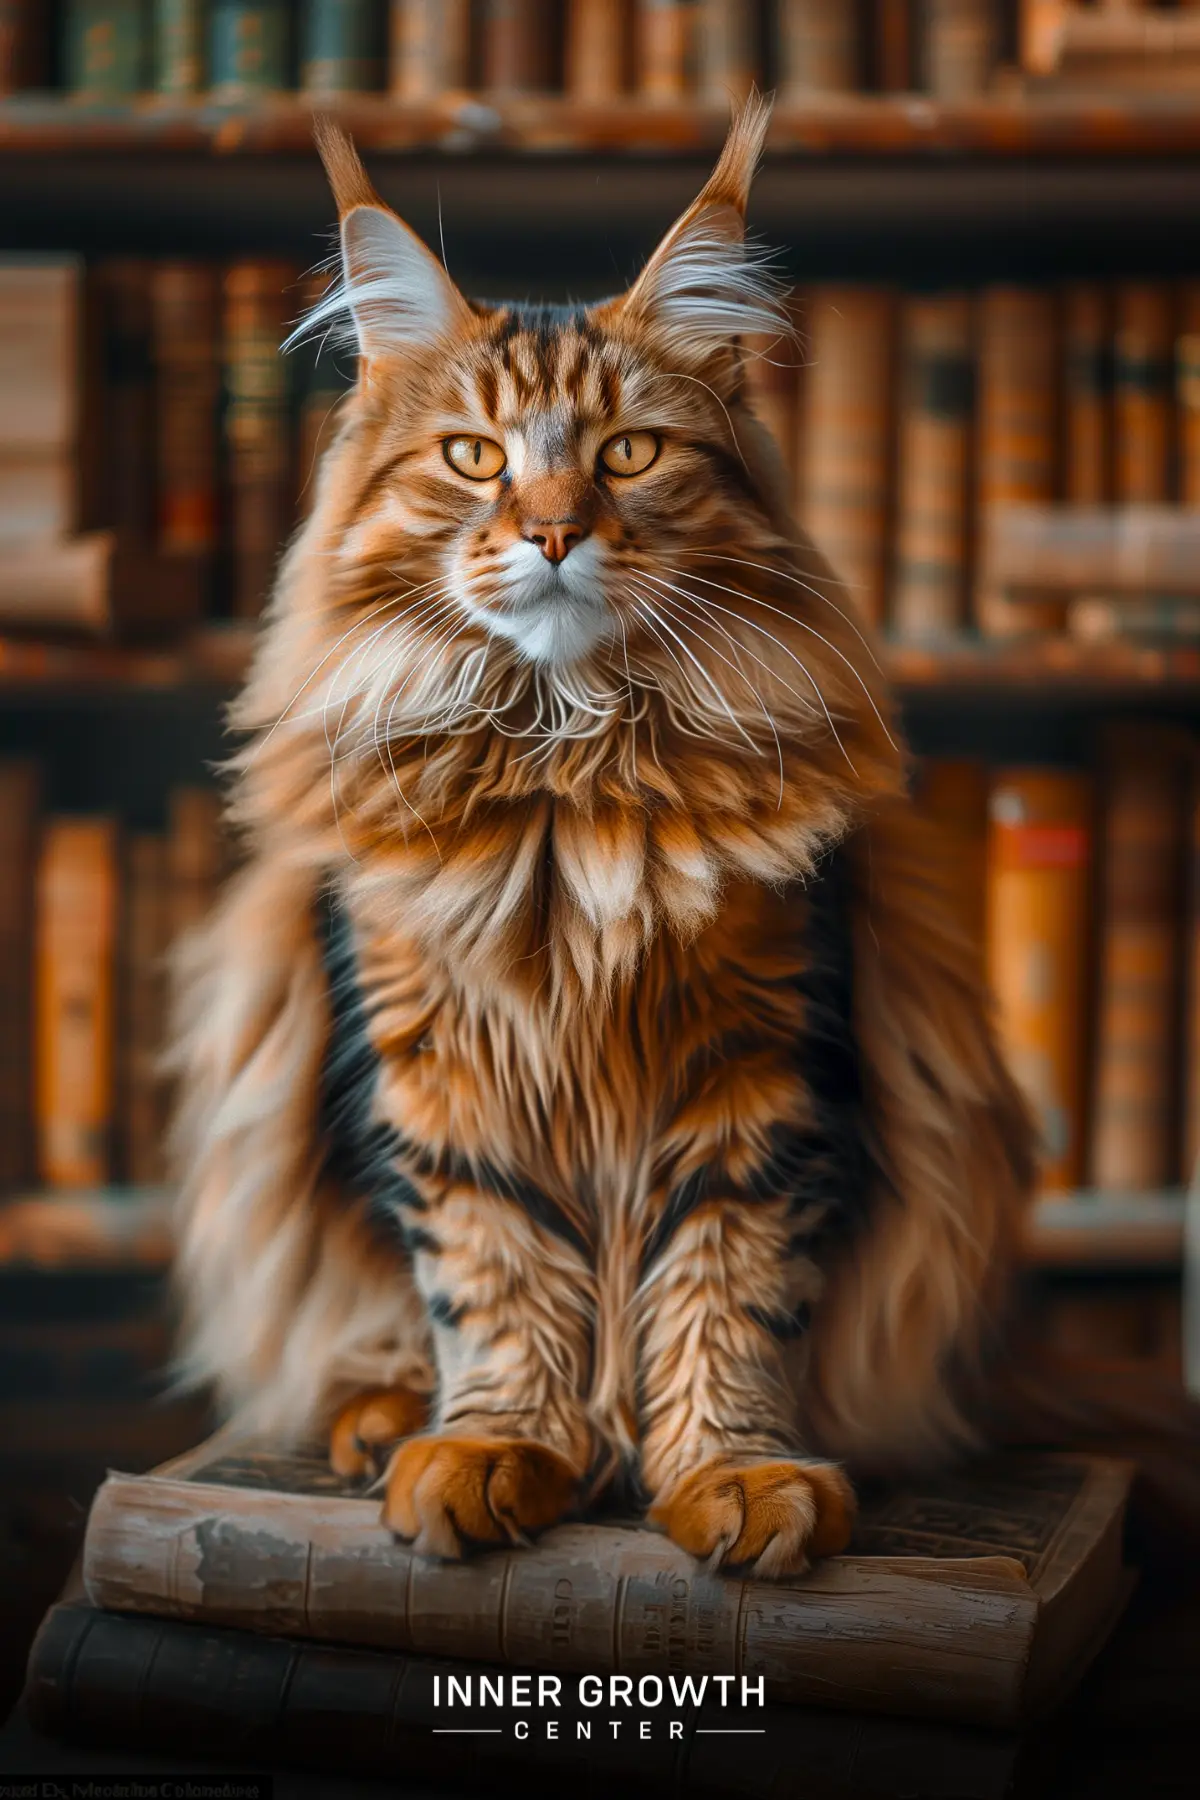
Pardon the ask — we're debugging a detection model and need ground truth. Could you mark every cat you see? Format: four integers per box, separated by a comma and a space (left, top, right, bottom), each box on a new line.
169, 97, 1036, 1577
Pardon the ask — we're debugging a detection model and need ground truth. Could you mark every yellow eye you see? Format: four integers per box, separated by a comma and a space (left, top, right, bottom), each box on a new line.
600, 431, 659, 477
444, 436, 506, 480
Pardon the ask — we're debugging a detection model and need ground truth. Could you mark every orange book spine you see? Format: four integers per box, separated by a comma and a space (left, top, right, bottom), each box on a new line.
1062, 284, 1110, 505
985, 769, 1092, 1192
389, 0, 472, 98
891, 292, 973, 639
1089, 728, 1190, 1193
35, 817, 119, 1189
636, 0, 697, 98
564, 0, 630, 99
798, 286, 894, 631
1113, 283, 1174, 503
975, 285, 1061, 639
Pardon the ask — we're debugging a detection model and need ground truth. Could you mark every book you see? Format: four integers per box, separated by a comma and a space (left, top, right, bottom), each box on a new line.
221, 260, 294, 620
565, 0, 629, 101
0, 532, 208, 635
696, 0, 757, 102
34, 818, 120, 1190
388, 0, 472, 99
1176, 282, 1200, 508
1089, 726, 1190, 1194
636, 0, 697, 99
1113, 284, 1174, 505
0, 0, 49, 93
986, 769, 1091, 1192
481, 0, 554, 91
168, 786, 225, 941
890, 292, 973, 639
0, 257, 83, 543
0, 761, 39, 1193
300, 0, 386, 94
1067, 595, 1200, 646
209, 0, 289, 98
24, 1602, 1037, 1799
920, 0, 999, 98
1062, 284, 1110, 505
89, 259, 156, 544
79, 1436, 1134, 1729
1186, 762, 1200, 1180
1034, 1280, 1183, 1385
916, 756, 988, 963
152, 0, 204, 93
875, 0, 911, 92
149, 262, 219, 558
120, 834, 170, 1186
64, 1, 148, 99
777, 0, 859, 96
798, 286, 893, 631
975, 286, 1062, 638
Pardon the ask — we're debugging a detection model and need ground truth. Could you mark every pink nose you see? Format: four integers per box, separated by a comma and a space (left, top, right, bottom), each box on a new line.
524, 520, 586, 564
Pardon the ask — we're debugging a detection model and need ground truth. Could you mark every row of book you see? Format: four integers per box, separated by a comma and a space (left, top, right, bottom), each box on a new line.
1, 2, 1009, 106
921, 724, 1200, 1196
751, 279, 1200, 640
0, 765, 226, 1193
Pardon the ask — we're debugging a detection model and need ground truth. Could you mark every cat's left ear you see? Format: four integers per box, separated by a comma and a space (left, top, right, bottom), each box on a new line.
289, 120, 473, 363
620, 94, 788, 388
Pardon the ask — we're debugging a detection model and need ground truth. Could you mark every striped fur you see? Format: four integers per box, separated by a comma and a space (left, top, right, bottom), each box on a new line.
170, 102, 1036, 1574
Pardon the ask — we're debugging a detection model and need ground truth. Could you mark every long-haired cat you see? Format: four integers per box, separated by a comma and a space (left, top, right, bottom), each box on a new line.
171, 99, 1039, 1575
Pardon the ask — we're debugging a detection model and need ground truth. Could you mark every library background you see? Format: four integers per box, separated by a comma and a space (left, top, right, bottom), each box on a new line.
1, 0, 1200, 1768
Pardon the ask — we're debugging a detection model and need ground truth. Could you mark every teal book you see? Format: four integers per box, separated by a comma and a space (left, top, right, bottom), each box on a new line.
301, 0, 385, 93
209, 0, 289, 96
64, 0, 148, 98
153, 0, 203, 94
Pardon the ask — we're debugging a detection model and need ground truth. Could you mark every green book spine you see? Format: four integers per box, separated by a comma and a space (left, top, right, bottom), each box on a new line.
209, 1, 289, 95
301, 0, 384, 93
64, 0, 147, 98
153, 0, 204, 93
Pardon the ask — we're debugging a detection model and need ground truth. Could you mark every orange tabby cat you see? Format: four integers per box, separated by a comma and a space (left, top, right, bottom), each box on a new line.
170, 99, 1035, 1575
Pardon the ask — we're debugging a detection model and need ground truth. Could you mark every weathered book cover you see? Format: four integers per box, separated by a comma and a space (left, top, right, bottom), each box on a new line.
81, 1440, 1133, 1728
25, 1602, 1035, 1799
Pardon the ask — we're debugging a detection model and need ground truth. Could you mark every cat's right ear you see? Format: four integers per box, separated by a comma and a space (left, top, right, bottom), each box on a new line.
290, 121, 472, 362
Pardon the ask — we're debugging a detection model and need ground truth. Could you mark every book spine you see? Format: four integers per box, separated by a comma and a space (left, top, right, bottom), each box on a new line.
34, 818, 119, 1190
64, 1, 148, 98
301, 0, 385, 93
1175, 283, 1200, 507
890, 291, 973, 639
480, 0, 554, 91
0, 761, 40, 1191
0, 0, 48, 91
168, 785, 225, 941
636, 0, 698, 99
916, 757, 989, 967
121, 833, 170, 1186
1113, 283, 1174, 504
90, 259, 156, 542
1089, 727, 1189, 1193
797, 286, 894, 631
696, 0, 757, 102
1185, 763, 1200, 1179
389, 0, 472, 97
565, 0, 628, 100
777, 0, 859, 96
150, 262, 220, 555
985, 769, 1091, 1192
974, 285, 1061, 638
209, 1, 289, 96
875, 0, 911, 92
920, 0, 999, 99
1062, 284, 1110, 505
221, 260, 294, 620
153, 0, 204, 93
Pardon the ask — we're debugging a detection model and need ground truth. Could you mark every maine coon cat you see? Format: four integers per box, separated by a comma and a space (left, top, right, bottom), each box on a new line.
171, 99, 1036, 1576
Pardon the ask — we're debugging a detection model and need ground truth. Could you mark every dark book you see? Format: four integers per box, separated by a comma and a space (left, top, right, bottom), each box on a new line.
64, 1, 149, 99
1114, 284, 1174, 505
890, 291, 973, 639
0, 761, 39, 1193
0, 0, 50, 92
300, 0, 386, 94
221, 260, 295, 619
88, 258, 156, 543
481, 0, 555, 91
153, 0, 203, 93
150, 261, 220, 559
209, 0, 289, 97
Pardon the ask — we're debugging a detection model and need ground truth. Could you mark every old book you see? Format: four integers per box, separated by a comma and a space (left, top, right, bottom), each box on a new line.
975, 286, 1061, 638
777, 0, 859, 96
983, 504, 1200, 599
481, 0, 554, 91
34, 818, 120, 1190
636, 0, 697, 99
798, 286, 893, 631
149, 262, 219, 558
168, 786, 225, 943
0, 761, 39, 1193
120, 834, 170, 1187
0, 0, 49, 92
1176, 283, 1200, 508
1062, 284, 1110, 505
1186, 761, 1200, 1179
64, 1, 148, 98
153, 0, 204, 94
300, 0, 386, 93
0, 257, 83, 538
89, 259, 156, 544
25, 1604, 1035, 1800
208, 0, 289, 97
80, 1438, 1133, 1729
221, 260, 294, 620
915, 757, 988, 965
696, 0, 757, 101
1114, 284, 1174, 505
1089, 726, 1190, 1194
0, 532, 207, 636
388, 0, 472, 98
920, 0, 999, 98
891, 292, 973, 639
986, 769, 1091, 1192
565, 0, 630, 100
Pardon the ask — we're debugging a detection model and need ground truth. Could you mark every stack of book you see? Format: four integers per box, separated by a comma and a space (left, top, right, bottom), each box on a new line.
22, 1434, 1137, 1796
0, 2, 1008, 106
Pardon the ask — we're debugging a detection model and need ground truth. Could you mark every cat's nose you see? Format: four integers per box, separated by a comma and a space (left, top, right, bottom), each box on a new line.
524, 520, 587, 564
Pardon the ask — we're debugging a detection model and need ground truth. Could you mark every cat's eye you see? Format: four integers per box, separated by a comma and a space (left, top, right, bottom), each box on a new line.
599, 431, 659, 477
444, 436, 506, 480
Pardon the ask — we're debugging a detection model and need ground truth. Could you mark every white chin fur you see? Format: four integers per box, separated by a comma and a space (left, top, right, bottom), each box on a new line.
463, 538, 610, 666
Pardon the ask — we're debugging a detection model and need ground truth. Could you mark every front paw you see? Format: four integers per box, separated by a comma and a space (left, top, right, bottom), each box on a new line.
329, 1385, 429, 1478
382, 1434, 579, 1559
650, 1455, 855, 1578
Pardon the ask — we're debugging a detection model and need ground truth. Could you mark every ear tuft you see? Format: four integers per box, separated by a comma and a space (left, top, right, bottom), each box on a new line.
312, 116, 380, 216
700, 88, 773, 219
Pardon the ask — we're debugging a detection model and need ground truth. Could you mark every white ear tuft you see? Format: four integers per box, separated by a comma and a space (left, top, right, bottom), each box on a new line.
286, 204, 469, 361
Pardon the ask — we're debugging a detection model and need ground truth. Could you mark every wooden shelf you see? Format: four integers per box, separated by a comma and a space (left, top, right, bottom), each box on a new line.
1021, 1191, 1188, 1272
7, 92, 1200, 160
